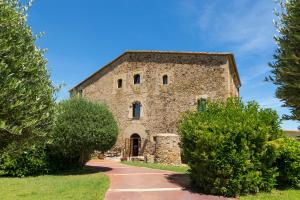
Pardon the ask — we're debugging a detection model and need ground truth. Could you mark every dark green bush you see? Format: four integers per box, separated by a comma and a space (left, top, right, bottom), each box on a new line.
0, 142, 48, 177
266, 137, 300, 187
178, 98, 283, 197
49, 97, 118, 169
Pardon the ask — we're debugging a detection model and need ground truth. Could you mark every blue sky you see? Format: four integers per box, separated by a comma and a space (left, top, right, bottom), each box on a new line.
27, 0, 299, 130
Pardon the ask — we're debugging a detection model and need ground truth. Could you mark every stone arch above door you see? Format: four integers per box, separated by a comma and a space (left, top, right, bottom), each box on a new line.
124, 124, 147, 139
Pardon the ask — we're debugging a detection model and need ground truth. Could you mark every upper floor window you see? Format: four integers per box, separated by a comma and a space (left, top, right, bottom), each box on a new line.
132, 102, 141, 119
134, 74, 140, 84
163, 75, 168, 85
117, 79, 122, 88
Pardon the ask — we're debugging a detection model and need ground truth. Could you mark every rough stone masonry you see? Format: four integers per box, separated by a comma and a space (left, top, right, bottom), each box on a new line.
70, 50, 241, 165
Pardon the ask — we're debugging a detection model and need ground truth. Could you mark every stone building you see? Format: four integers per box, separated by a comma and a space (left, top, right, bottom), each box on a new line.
70, 51, 241, 164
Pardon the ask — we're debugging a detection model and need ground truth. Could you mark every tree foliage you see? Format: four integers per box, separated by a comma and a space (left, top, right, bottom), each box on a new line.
266, 137, 300, 187
179, 98, 283, 197
0, 141, 49, 177
0, 0, 55, 150
268, 0, 300, 125
50, 98, 118, 168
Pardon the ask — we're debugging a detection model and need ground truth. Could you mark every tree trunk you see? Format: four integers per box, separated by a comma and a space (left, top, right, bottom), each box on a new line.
79, 151, 85, 166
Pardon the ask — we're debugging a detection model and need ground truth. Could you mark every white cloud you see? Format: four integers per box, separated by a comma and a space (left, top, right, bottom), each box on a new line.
258, 97, 283, 109
241, 64, 270, 84
178, 0, 275, 54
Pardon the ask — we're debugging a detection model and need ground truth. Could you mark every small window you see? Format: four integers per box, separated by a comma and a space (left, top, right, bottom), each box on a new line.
134, 74, 140, 84
117, 79, 122, 88
197, 98, 206, 112
163, 75, 168, 85
132, 102, 141, 119
153, 136, 157, 142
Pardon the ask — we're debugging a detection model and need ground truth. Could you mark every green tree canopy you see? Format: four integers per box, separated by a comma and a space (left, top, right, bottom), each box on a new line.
0, 0, 55, 150
268, 0, 300, 126
51, 98, 118, 167
179, 98, 283, 196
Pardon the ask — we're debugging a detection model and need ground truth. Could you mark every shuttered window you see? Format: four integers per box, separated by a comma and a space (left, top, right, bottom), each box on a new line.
133, 102, 141, 119
197, 98, 206, 112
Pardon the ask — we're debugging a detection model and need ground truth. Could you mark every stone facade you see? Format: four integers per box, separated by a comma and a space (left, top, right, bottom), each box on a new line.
70, 51, 241, 164
155, 134, 181, 165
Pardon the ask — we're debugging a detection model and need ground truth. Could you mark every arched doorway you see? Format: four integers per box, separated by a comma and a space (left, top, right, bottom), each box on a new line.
130, 133, 141, 156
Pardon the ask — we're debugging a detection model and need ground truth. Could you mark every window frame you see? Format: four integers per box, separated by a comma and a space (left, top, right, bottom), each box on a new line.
197, 98, 207, 112
117, 79, 123, 88
153, 136, 157, 142
162, 75, 168, 85
132, 101, 141, 119
133, 74, 141, 85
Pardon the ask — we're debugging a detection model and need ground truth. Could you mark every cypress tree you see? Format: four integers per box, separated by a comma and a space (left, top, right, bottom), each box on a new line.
268, 0, 300, 127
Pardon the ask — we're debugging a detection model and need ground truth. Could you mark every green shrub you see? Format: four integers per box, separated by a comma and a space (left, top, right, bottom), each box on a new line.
0, 142, 48, 177
178, 98, 283, 197
266, 137, 300, 187
49, 97, 118, 169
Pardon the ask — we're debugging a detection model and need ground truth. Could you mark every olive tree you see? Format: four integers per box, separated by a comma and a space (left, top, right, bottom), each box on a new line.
0, 0, 55, 150
50, 97, 118, 167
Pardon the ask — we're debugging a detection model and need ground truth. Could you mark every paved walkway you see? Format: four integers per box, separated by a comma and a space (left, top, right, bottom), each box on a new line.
87, 159, 229, 200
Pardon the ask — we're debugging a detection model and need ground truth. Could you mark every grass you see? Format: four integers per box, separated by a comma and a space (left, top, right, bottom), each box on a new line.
240, 187, 300, 200
0, 167, 109, 200
122, 161, 189, 173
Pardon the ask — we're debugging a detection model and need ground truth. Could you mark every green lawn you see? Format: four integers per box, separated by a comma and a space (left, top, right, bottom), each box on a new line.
121, 161, 189, 173
0, 168, 109, 200
240, 187, 300, 200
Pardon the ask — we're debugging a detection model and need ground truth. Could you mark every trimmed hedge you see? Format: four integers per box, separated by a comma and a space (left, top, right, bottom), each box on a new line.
49, 97, 118, 169
179, 98, 283, 197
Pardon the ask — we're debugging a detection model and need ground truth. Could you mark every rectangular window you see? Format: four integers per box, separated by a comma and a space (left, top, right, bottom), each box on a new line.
163, 75, 168, 85
133, 102, 141, 119
134, 74, 140, 84
117, 79, 122, 88
197, 98, 206, 112
153, 136, 157, 142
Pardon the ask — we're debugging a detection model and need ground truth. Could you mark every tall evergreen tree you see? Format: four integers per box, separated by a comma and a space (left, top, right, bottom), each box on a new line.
268, 0, 300, 127
0, 0, 55, 150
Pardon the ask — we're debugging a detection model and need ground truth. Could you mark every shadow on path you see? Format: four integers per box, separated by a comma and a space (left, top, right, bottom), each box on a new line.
52, 165, 112, 176
166, 173, 211, 195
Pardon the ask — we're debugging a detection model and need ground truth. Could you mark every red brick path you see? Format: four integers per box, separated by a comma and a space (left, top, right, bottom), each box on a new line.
86, 159, 230, 200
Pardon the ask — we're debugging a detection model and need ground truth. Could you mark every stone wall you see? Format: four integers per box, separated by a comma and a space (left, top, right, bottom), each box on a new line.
71, 51, 241, 163
154, 133, 181, 165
